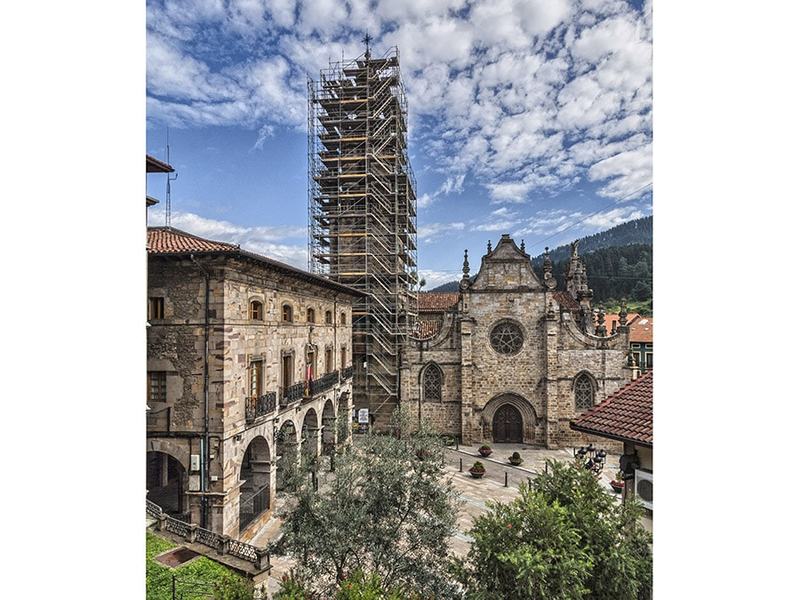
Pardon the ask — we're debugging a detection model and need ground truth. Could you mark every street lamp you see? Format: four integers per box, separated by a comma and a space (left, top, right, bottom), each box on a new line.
573, 444, 607, 476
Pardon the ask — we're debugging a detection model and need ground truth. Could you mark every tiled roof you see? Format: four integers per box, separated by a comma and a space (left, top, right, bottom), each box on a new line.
147, 227, 362, 297
418, 292, 459, 312
552, 291, 580, 310
570, 371, 653, 447
606, 313, 652, 343
147, 227, 240, 254
146, 154, 175, 173
413, 319, 443, 339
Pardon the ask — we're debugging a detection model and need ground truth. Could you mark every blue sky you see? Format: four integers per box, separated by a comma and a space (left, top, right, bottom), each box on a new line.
146, 0, 652, 288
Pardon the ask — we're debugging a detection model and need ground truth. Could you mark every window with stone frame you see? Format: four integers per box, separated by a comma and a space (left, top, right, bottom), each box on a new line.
250, 360, 264, 398
282, 303, 293, 323
148, 371, 167, 403
340, 312, 347, 325
250, 300, 264, 320
490, 321, 524, 355
148, 297, 165, 320
422, 364, 443, 402
307, 307, 316, 323
574, 373, 595, 411
341, 346, 347, 370
325, 347, 333, 373
325, 310, 333, 324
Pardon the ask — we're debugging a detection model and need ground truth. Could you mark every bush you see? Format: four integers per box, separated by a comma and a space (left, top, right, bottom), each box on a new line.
458, 460, 652, 600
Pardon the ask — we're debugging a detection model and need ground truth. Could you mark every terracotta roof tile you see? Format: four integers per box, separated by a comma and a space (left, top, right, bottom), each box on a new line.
147, 227, 239, 254
552, 291, 580, 310
418, 292, 459, 312
606, 313, 652, 343
570, 371, 653, 447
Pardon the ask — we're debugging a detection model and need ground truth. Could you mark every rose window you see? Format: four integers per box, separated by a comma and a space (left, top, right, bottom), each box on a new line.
490, 322, 523, 355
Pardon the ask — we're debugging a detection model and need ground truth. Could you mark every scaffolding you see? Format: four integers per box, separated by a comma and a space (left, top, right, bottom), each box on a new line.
308, 46, 418, 429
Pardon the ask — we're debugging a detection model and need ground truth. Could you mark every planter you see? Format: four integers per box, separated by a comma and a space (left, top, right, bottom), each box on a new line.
610, 481, 624, 494
478, 447, 493, 458
509, 458, 523, 466
469, 469, 485, 479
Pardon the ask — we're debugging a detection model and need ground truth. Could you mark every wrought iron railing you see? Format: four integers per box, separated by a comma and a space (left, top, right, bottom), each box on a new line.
280, 382, 305, 407
245, 392, 277, 424
309, 370, 339, 397
239, 485, 270, 531
342, 365, 353, 380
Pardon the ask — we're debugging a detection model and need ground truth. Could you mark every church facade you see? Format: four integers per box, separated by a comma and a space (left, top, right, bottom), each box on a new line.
400, 234, 636, 449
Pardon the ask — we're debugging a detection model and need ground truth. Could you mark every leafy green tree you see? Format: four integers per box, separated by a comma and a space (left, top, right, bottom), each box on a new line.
459, 460, 652, 600
272, 408, 461, 599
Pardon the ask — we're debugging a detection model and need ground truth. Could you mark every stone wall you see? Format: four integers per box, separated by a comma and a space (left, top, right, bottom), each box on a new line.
148, 254, 355, 538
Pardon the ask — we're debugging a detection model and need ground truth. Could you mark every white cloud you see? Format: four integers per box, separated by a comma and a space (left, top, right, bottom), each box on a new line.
582, 205, 646, 229
419, 269, 458, 289
418, 221, 465, 241
149, 209, 308, 268
148, 0, 652, 204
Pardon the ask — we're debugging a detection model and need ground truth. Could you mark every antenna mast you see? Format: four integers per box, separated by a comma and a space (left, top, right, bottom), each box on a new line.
165, 129, 177, 227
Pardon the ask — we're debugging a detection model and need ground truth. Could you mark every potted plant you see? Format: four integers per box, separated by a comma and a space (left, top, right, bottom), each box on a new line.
478, 444, 493, 458
469, 461, 486, 479
508, 451, 523, 466
610, 471, 625, 494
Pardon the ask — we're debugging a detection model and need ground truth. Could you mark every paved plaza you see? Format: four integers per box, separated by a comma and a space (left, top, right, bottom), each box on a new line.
249, 442, 621, 596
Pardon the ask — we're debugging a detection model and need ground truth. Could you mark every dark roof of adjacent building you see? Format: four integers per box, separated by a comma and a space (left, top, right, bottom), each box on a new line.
147, 227, 363, 297
418, 292, 459, 312
146, 155, 175, 173
146, 195, 160, 207
552, 290, 580, 310
569, 370, 653, 447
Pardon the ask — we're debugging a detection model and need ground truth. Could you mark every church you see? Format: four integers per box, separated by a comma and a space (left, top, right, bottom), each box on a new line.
400, 234, 636, 449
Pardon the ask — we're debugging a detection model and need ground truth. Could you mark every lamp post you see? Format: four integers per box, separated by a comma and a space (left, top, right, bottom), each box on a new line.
573, 443, 607, 476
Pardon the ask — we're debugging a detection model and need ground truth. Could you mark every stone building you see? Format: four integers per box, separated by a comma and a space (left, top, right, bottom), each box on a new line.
146, 227, 359, 540
400, 235, 637, 448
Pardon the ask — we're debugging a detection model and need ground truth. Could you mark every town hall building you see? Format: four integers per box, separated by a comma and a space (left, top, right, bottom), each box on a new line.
401, 234, 637, 449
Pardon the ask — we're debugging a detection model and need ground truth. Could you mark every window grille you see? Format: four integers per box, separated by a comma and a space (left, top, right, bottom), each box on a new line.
574, 373, 594, 411
490, 322, 523, 355
423, 364, 442, 402
148, 371, 167, 403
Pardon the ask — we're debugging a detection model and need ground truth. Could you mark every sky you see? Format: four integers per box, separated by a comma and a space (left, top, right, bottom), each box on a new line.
146, 0, 652, 289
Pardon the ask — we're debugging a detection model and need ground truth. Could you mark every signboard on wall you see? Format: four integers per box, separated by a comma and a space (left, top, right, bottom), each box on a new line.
357, 408, 369, 433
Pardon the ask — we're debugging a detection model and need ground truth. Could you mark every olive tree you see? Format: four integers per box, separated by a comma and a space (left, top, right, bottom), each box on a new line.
272, 408, 461, 598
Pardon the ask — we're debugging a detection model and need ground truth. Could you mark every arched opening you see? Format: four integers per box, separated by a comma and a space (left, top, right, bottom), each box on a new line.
322, 400, 336, 456
574, 372, 596, 412
422, 363, 443, 402
238, 436, 271, 533
302, 408, 320, 466
146, 451, 188, 518
276, 420, 298, 492
492, 403, 523, 443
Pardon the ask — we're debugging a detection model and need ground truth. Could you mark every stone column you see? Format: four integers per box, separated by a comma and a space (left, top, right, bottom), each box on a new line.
459, 317, 474, 444
304, 427, 322, 465
322, 417, 336, 454
544, 302, 560, 449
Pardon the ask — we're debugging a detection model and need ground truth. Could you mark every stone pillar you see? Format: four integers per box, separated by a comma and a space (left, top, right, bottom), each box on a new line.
304, 427, 322, 465
322, 417, 336, 454
160, 453, 170, 487
544, 302, 560, 449
460, 317, 474, 444
255, 547, 271, 572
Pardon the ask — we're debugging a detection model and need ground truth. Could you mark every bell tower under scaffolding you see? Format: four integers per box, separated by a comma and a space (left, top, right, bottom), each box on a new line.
308, 45, 418, 430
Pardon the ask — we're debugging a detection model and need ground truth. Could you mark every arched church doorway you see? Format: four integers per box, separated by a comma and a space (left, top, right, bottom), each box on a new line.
492, 404, 523, 443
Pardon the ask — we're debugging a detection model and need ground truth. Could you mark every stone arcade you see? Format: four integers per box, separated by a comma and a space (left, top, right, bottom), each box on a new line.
146, 227, 359, 539
401, 235, 637, 448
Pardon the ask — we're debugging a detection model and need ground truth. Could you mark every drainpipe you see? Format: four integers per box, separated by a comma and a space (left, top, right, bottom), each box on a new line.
190, 255, 211, 529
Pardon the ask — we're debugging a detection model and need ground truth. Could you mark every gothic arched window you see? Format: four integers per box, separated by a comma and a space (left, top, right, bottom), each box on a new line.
574, 373, 595, 411
422, 364, 443, 402
490, 321, 524, 355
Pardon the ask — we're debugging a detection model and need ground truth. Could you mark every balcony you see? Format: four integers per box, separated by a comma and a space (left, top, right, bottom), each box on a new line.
342, 365, 354, 380
245, 392, 277, 425
279, 382, 305, 407
307, 370, 339, 398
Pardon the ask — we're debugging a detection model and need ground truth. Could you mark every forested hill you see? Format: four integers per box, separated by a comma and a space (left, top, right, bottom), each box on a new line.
530, 216, 652, 265
429, 216, 653, 308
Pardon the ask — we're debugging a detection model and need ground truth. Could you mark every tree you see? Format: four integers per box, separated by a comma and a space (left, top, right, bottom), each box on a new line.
271, 408, 461, 599
458, 460, 652, 600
